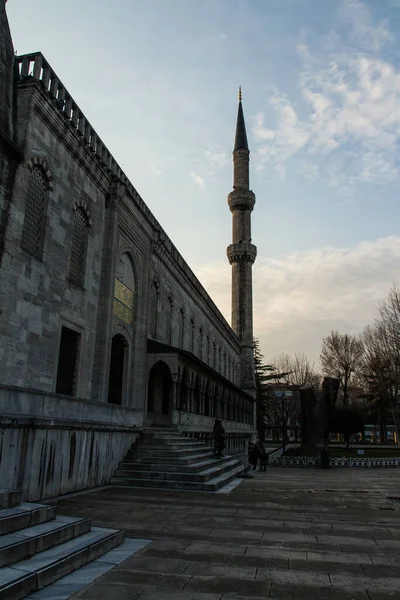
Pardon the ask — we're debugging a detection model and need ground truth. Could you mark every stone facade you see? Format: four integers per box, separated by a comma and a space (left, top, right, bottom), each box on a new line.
0, 3, 255, 501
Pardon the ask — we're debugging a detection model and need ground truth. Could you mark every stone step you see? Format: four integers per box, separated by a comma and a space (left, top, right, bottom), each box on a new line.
119, 455, 237, 474
0, 515, 91, 568
0, 503, 57, 536
114, 458, 242, 483
0, 526, 124, 600
110, 462, 243, 492
127, 446, 210, 458
0, 490, 22, 510
141, 433, 189, 441
139, 440, 207, 450
122, 451, 215, 466
202, 463, 244, 492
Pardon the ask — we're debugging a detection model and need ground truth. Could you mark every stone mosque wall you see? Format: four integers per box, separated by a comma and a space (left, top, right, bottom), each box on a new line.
0, 41, 253, 500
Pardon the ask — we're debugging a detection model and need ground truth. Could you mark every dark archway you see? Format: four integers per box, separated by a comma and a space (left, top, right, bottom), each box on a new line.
194, 375, 201, 414
108, 334, 128, 405
147, 361, 172, 425
180, 366, 190, 412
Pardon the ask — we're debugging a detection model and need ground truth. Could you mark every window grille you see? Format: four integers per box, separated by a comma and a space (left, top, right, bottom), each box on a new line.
56, 327, 80, 396
69, 208, 88, 286
21, 167, 48, 259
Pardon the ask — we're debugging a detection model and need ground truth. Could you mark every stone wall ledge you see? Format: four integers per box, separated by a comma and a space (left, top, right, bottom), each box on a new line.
0, 415, 142, 433
0, 384, 142, 426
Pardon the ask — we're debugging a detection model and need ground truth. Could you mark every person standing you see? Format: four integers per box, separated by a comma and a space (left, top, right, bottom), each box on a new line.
213, 419, 225, 459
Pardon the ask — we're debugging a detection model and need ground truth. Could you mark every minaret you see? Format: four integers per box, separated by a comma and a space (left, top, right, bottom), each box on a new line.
227, 87, 257, 395
0, 0, 16, 143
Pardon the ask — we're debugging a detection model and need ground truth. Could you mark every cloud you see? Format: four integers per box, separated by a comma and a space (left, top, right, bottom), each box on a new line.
204, 148, 229, 170
252, 0, 400, 187
190, 171, 206, 190
338, 0, 392, 52
194, 236, 400, 367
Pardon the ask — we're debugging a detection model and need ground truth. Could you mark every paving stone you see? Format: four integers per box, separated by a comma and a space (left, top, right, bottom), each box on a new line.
138, 589, 222, 600
170, 550, 231, 564
185, 575, 271, 597
257, 568, 331, 586
185, 542, 248, 556
367, 593, 400, 600
245, 546, 307, 560
184, 561, 257, 579
289, 558, 364, 575
229, 554, 288, 570
269, 584, 369, 599
330, 573, 400, 592
120, 555, 190, 574
72, 582, 146, 599
98, 569, 190, 590
307, 550, 371, 564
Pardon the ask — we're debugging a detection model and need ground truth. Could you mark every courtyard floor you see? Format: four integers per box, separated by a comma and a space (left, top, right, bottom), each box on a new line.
52, 468, 400, 599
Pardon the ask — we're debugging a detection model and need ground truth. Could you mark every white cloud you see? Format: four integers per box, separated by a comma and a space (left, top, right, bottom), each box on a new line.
252, 0, 400, 187
190, 171, 206, 190
194, 236, 400, 367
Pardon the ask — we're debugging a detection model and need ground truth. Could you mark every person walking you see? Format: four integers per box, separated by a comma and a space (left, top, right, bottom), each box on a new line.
257, 441, 267, 472
248, 442, 260, 470
213, 419, 225, 459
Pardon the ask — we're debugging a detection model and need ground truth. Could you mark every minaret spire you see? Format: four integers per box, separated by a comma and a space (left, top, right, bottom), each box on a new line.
227, 89, 257, 396
0, 0, 16, 142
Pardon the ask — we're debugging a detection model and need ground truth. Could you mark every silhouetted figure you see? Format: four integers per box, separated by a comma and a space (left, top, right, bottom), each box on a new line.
248, 442, 259, 470
257, 441, 267, 472
213, 419, 225, 459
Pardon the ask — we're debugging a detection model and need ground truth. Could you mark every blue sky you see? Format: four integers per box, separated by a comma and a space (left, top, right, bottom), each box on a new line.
7, 0, 400, 367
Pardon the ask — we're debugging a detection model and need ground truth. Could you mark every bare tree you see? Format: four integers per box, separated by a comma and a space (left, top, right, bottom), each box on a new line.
359, 286, 400, 444
274, 352, 321, 389
320, 331, 364, 409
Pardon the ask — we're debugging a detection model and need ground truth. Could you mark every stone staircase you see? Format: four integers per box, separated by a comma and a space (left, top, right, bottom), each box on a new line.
110, 428, 244, 492
0, 488, 124, 600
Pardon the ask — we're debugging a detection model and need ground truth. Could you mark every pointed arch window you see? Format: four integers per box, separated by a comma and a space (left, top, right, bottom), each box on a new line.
113, 253, 135, 326
69, 207, 90, 286
21, 166, 49, 259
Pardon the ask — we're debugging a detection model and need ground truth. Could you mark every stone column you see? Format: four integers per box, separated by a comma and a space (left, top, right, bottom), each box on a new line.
91, 177, 124, 402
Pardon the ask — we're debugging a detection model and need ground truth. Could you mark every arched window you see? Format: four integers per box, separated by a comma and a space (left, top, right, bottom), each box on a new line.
113, 253, 135, 326
69, 207, 90, 286
21, 166, 49, 259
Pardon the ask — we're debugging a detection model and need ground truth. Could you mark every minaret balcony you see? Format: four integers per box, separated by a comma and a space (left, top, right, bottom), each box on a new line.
226, 242, 257, 265
227, 190, 255, 213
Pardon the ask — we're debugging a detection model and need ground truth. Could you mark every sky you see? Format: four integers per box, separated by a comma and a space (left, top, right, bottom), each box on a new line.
7, 0, 400, 368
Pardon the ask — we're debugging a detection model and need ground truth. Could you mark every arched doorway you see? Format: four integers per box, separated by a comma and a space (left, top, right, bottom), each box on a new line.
147, 361, 172, 425
108, 334, 128, 405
